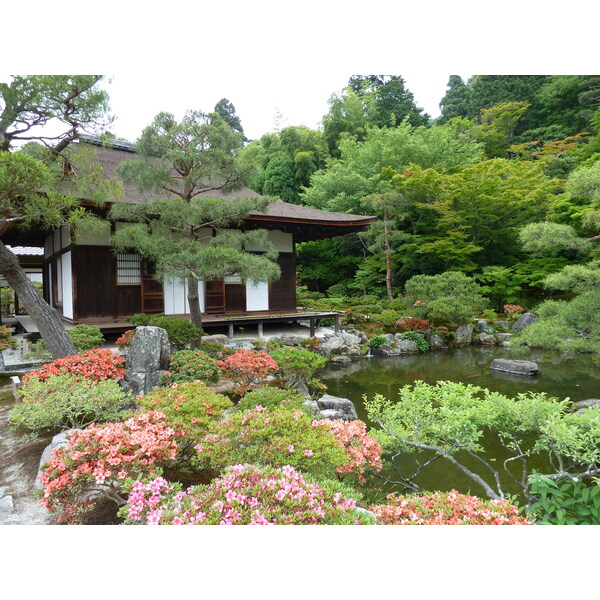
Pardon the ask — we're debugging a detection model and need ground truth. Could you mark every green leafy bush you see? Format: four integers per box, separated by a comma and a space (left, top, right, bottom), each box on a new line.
401, 331, 430, 353
528, 475, 600, 525
10, 373, 130, 436
194, 406, 349, 480
370, 309, 403, 330
199, 341, 234, 359
269, 346, 327, 388
23, 324, 105, 360
137, 382, 233, 457
236, 386, 307, 412
162, 350, 220, 385
367, 336, 387, 349
128, 313, 202, 350
404, 271, 487, 325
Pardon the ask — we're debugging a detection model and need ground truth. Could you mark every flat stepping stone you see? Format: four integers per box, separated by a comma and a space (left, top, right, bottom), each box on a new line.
490, 358, 539, 376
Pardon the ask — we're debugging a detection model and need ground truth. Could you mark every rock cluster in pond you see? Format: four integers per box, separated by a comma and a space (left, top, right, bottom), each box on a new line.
121, 326, 170, 396
316, 394, 359, 421
0, 486, 14, 524
490, 358, 539, 376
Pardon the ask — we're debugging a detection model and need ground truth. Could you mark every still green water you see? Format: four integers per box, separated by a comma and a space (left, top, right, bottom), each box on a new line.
320, 346, 600, 499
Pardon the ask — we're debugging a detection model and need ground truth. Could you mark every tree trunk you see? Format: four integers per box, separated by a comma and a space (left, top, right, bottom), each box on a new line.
0, 241, 76, 358
383, 212, 393, 301
186, 277, 203, 345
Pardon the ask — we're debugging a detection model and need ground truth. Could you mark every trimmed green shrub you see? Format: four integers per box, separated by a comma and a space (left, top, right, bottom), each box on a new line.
162, 350, 220, 385
401, 331, 430, 353
236, 386, 308, 412
23, 324, 105, 360
128, 313, 202, 350
269, 346, 327, 388
10, 373, 130, 436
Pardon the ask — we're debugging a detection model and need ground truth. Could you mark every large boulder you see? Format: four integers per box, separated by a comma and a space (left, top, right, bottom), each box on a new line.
123, 326, 170, 396
490, 358, 539, 376
371, 343, 400, 357
429, 333, 447, 350
320, 331, 362, 358
396, 338, 420, 353
35, 430, 75, 491
512, 313, 538, 332
454, 324, 473, 345
0, 493, 14, 524
316, 394, 358, 421
476, 320, 495, 334
473, 332, 498, 345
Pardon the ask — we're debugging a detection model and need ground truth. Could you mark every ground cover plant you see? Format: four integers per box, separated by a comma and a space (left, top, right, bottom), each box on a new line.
269, 346, 327, 388
119, 464, 372, 525
235, 386, 307, 412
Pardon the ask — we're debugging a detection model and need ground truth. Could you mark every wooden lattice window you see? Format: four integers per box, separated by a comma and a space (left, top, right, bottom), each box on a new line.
116, 253, 141, 285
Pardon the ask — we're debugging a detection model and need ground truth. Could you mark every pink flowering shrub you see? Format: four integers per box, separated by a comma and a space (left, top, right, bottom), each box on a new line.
24, 349, 126, 383
119, 464, 370, 525
370, 490, 530, 525
504, 304, 524, 315
317, 419, 383, 482
300, 336, 321, 352
0, 324, 17, 351
193, 407, 348, 480
38, 411, 177, 523
218, 349, 279, 396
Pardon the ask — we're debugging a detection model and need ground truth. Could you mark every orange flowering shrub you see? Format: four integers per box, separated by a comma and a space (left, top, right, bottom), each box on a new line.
24, 349, 126, 383
371, 490, 530, 525
217, 349, 279, 396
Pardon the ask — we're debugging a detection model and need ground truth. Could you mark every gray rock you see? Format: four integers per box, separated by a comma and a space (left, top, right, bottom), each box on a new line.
317, 394, 358, 421
573, 399, 600, 414
476, 320, 495, 333
512, 312, 538, 332
454, 324, 473, 345
372, 343, 400, 357
125, 326, 170, 395
202, 334, 229, 345
291, 381, 311, 398
490, 358, 539, 376
396, 339, 420, 353
279, 334, 304, 346
429, 333, 447, 350
497, 333, 513, 342
384, 333, 396, 345
35, 430, 75, 491
302, 399, 320, 415
497, 321, 511, 331
330, 355, 352, 364
0, 495, 14, 523
320, 331, 362, 358
320, 336, 346, 357
473, 332, 498, 345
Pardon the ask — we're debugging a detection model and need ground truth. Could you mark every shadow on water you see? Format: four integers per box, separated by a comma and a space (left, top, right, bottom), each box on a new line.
320, 346, 600, 500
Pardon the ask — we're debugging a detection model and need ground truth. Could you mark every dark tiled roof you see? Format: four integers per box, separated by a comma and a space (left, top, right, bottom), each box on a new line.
76, 142, 375, 226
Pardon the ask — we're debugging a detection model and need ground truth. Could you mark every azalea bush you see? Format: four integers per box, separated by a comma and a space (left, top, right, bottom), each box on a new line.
119, 464, 371, 525
395, 318, 429, 332
161, 349, 220, 385
23, 349, 126, 383
10, 374, 130, 436
370, 490, 529, 525
300, 336, 321, 352
116, 329, 136, 349
236, 386, 307, 413
269, 346, 327, 388
38, 411, 177, 524
0, 324, 17, 351
137, 382, 232, 460
317, 419, 383, 483
217, 349, 279, 396
193, 406, 348, 480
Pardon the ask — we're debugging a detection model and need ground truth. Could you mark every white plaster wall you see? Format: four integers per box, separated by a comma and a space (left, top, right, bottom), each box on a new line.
164, 278, 205, 315
246, 280, 269, 311
61, 251, 73, 319
61, 224, 71, 248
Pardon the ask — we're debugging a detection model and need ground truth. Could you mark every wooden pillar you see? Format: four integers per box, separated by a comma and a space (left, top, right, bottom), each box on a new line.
309, 317, 315, 337
334, 314, 340, 333
257, 321, 264, 339
228, 324, 234, 339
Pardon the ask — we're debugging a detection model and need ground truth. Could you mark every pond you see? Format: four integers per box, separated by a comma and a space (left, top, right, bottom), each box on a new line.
320, 346, 600, 500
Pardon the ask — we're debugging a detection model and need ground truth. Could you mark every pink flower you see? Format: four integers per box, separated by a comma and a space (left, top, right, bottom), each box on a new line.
288, 445, 294, 453
304, 449, 313, 457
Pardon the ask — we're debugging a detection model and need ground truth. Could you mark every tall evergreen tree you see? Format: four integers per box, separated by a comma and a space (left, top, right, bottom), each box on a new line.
438, 75, 471, 123
214, 97, 247, 142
